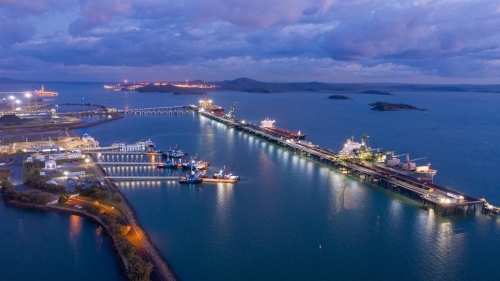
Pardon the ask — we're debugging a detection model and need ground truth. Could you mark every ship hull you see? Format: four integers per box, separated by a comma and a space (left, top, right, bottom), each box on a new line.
374, 163, 436, 184
263, 127, 306, 140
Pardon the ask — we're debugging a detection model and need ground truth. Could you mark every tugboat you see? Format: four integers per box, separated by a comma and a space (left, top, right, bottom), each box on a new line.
157, 160, 178, 169
213, 166, 240, 181
182, 156, 210, 170
162, 145, 188, 158
179, 172, 203, 184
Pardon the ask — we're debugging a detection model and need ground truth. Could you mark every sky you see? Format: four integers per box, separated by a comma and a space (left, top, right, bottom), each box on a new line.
0, 0, 500, 83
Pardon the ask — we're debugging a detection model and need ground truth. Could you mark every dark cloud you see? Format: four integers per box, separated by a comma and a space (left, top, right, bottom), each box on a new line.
0, 15, 35, 47
1, 0, 500, 82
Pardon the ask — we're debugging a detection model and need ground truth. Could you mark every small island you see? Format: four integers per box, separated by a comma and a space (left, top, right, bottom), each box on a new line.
327, 95, 353, 100
369, 102, 425, 111
359, 90, 393, 95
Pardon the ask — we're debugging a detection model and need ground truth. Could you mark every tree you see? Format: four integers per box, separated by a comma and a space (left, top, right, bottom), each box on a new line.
58, 195, 69, 204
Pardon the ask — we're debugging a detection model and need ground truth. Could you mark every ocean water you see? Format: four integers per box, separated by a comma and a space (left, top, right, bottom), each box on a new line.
1, 83, 500, 280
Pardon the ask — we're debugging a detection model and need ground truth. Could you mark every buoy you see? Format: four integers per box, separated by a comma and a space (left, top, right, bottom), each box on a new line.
319, 245, 322, 249
377, 215, 380, 219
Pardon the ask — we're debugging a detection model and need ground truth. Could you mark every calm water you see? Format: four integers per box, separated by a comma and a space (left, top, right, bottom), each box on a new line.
1, 83, 500, 280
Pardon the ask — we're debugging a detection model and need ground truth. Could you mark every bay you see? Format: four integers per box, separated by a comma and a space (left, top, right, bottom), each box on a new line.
2, 83, 500, 280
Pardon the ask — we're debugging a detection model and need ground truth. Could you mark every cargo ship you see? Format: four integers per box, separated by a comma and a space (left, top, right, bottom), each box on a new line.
260, 118, 306, 140
199, 99, 225, 116
375, 153, 437, 184
35, 85, 58, 97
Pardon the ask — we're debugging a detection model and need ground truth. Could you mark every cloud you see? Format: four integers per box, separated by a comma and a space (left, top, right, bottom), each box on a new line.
0, 15, 35, 47
0, 0, 77, 15
1, 0, 500, 82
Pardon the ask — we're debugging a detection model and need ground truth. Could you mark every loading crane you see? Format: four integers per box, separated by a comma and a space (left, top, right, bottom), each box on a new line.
224, 102, 237, 120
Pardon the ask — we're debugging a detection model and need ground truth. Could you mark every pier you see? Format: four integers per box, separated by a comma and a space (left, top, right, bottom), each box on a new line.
105, 176, 180, 181
197, 109, 484, 215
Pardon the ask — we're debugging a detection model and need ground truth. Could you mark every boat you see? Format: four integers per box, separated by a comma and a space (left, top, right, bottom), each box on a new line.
34, 85, 58, 97
81, 133, 95, 142
199, 99, 225, 116
157, 160, 178, 169
162, 145, 188, 158
182, 156, 210, 170
375, 153, 437, 184
179, 172, 203, 184
137, 139, 155, 150
111, 141, 126, 148
213, 166, 240, 181
260, 118, 306, 140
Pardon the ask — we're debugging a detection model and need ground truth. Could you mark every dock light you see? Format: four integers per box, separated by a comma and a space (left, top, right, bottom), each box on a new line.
9, 96, 15, 110
25, 92, 31, 107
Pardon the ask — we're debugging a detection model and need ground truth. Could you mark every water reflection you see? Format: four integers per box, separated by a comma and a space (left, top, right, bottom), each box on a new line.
69, 215, 82, 237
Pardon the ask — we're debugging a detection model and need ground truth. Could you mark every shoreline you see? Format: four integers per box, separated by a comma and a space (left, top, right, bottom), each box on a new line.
93, 151, 178, 281
4, 152, 178, 281
4, 200, 129, 273
104, 177, 179, 281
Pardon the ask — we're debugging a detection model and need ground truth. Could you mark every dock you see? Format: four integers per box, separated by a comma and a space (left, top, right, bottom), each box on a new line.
197, 109, 484, 215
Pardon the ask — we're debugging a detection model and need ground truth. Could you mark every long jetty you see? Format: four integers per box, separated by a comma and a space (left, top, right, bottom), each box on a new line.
194, 106, 484, 215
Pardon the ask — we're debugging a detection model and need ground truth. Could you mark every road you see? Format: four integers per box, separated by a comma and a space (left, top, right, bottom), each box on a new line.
6, 156, 24, 186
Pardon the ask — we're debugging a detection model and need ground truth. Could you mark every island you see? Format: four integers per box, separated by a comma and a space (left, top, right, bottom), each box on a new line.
327, 95, 353, 100
358, 90, 393, 95
369, 102, 425, 111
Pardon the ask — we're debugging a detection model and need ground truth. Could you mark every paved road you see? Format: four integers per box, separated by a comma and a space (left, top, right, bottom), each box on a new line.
6, 156, 24, 185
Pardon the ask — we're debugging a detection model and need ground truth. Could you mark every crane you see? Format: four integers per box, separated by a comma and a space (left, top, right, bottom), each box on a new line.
224, 102, 237, 120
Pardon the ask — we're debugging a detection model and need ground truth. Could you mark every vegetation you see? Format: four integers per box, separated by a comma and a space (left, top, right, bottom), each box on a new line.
1, 179, 51, 205
96, 212, 152, 281
327, 95, 352, 100
82, 202, 100, 215
0, 169, 11, 180
24, 170, 67, 193
80, 184, 109, 200
369, 102, 424, 111
58, 195, 70, 204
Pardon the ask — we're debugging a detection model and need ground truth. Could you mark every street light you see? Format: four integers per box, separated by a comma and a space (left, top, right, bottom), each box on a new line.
25, 93, 31, 107
9, 95, 14, 110
55, 104, 58, 116
15, 100, 21, 110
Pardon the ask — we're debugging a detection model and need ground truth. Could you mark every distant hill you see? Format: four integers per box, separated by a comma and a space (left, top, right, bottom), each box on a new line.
138, 84, 207, 95
213, 78, 500, 94
0, 77, 31, 84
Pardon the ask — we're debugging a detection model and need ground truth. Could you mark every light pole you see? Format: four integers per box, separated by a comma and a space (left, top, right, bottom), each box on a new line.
9, 95, 14, 110
25, 93, 31, 108
55, 104, 58, 116
15, 100, 21, 110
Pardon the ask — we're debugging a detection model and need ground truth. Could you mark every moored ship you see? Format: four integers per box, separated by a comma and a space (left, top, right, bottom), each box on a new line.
375, 153, 437, 184
260, 118, 306, 140
35, 85, 58, 97
199, 99, 225, 116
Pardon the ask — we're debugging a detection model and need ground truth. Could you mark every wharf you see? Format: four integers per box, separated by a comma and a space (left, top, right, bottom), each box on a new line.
97, 162, 161, 165
197, 110, 484, 215
105, 176, 179, 181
